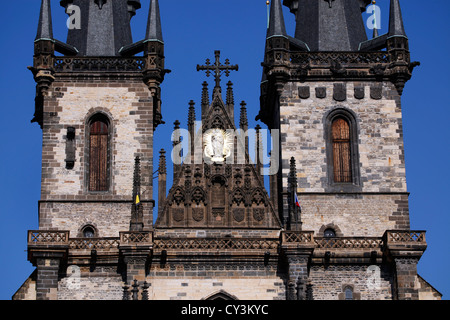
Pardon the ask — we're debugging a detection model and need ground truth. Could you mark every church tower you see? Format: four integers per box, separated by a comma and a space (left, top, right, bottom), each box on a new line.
16, 0, 168, 300
258, 0, 437, 300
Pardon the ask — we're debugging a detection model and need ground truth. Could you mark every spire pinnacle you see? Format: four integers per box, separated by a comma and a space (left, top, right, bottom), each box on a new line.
266, 0, 287, 39
158, 149, 167, 175
132, 156, 141, 202
239, 101, 248, 130
130, 156, 143, 231
226, 81, 234, 106
145, 0, 164, 43
36, 0, 53, 41
188, 100, 196, 131
388, 0, 407, 37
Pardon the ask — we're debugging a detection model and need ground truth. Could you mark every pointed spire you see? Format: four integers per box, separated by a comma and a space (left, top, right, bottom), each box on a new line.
36, 0, 53, 41
158, 149, 167, 175
132, 156, 141, 200
239, 101, 248, 130
266, 0, 287, 39
130, 156, 143, 231
172, 120, 182, 180
201, 81, 210, 121
288, 157, 301, 231
158, 149, 167, 217
202, 81, 210, 107
145, 0, 164, 43
188, 100, 196, 133
255, 124, 263, 175
388, 0, 407, 37
226, 81, 234, 106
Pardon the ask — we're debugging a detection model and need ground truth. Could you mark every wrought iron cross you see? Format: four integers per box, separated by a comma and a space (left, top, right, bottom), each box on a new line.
324, 0, 335, 8
197, 51, 239, 90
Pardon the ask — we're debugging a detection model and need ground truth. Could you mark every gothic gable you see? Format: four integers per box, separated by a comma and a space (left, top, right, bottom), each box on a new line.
155, 60, 281, 229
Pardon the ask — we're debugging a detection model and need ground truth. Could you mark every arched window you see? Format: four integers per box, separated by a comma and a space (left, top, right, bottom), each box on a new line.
82, 225, 96, 238
344, 286, 354, 300
88, 115, 110, 192
331, 117, 352, 183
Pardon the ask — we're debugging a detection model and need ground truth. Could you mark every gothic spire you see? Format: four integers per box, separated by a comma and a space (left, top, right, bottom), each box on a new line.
130, 156, 143, 231
188, 100, 196, 133
239, 101, 248, 130
62, 0, 135, 56
266, 0, 287, 39
132, 156, 141, 200
145, 0, 164, 43
158, 149, 167, 175
388, 0, 407, 37
288, 157, 301, 231
201, 81, 210, 121
36, 0, 53, 41
226, 81, 234, 106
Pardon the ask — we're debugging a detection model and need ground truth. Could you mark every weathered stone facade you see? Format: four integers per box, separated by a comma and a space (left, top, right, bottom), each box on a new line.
38, 78, 156, 236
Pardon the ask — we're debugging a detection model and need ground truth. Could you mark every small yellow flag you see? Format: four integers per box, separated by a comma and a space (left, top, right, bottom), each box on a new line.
135, 195, 140, 205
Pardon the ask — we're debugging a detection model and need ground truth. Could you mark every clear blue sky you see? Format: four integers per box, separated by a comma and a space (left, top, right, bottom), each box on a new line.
0, 0, 448, 300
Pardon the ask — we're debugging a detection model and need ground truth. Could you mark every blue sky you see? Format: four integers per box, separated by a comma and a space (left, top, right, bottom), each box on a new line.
0, 0, 448, 300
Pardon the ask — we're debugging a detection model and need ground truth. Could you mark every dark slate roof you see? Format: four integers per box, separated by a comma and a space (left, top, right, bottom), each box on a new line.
145, 0, 163, 43
36, 0, 53, 41
267, 0, 287, 38
388, 0, 407, 37
288, 0, 369, 51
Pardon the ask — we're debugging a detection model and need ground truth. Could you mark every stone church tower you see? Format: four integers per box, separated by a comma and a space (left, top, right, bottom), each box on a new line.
13, 0, 441, 300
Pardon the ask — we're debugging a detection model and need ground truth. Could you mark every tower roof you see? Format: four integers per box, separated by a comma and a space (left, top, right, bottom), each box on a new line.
267, 0, 287, 39
36, 0, 53, 41
388, 0, 407, 37
145, 0, 163, 43
61, 0, 137, 56
284, 0, 371, 51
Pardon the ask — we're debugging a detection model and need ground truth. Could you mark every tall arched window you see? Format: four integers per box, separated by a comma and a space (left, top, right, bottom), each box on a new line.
88, 115, 110, 192
325, 108, 361, 192
331, 117, 352, 183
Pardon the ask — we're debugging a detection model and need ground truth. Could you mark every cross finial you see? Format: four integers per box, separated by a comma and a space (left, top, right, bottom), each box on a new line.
197, 51, 239, 91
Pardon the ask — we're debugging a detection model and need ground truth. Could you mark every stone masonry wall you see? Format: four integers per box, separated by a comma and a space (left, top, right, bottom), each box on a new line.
58, 266, 124, 300
309, 264, 393, 300
147, 267, 285, 300
279, 81, 410, 236
280, 81, 406, 193
39, 76, 154, 234
300, 193, 410, 237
